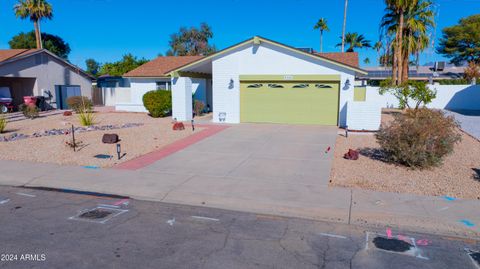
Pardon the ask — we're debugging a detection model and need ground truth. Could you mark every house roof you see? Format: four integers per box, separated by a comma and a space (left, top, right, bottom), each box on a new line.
0, 49, 94, 80
168, 36, 368, 76
316, 52, 359, 68
0, 49, 39, 62
124, 56, 204, 77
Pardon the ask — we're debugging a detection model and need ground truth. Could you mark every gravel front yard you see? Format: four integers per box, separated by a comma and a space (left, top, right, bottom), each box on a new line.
330, 112, 480, 200
0, 111, 203, 167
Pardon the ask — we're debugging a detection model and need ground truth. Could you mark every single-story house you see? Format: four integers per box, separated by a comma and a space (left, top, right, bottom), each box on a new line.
121, 56, 205, 112
119, 36, 367, 127
0, 49, 93, 109
169, 36, 367, 126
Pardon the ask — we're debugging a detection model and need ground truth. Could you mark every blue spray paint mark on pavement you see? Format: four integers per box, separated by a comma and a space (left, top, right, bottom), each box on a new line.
460, 220, 475, 227
83, 166, 100, 169
443, 196, 457, 201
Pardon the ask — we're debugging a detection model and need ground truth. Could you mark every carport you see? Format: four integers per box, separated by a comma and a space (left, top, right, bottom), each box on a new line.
0, 77, 36, 106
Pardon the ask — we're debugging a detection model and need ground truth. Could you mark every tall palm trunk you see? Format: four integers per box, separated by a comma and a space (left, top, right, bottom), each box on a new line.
392, 35, 398, 84
396, 9, 405, 85
402, 33, 412, 82
33, 20, 42, 49
320, 31, 323, 53
341, 0, 348, 52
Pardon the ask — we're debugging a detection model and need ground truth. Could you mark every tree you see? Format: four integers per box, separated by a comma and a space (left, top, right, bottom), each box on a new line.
314, 18, 329, 53
85, 59, 100, 77
99, 54, 148, 76
166, 23, 216, 56
341, 0, 348, 52
9, 31, 71, 59
379, 79, 436, 109
364, 58, 371, 64
437, 14, 480, 65
381, 0, 435, 85
336, 32, 371, 52
373, 41, 383, 65
14, 0, 53, 49
464, 61, 480, 83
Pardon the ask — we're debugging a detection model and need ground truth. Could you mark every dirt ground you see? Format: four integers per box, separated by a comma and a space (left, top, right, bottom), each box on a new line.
330, 111, 480, 200
0, 111, 203, 167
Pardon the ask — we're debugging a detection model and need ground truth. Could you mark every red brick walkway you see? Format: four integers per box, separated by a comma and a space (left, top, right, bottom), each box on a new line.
115, 124, 229, 170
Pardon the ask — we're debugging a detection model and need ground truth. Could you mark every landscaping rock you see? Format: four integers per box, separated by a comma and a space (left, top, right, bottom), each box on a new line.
173, 122, 185, 131
102, 134, 119, 144
343, 149, 359, 160
0, 123, 144, 143
63, 111, 73, 116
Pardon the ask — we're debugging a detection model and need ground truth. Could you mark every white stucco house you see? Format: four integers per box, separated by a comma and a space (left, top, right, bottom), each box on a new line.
119, 36, 368, 127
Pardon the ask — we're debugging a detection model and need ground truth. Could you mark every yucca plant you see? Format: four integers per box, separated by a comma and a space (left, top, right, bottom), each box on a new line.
0, 115, 6, 133
78, 110, 95, 126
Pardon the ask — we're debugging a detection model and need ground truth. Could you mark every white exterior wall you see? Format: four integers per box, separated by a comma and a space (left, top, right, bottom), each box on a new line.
171, 77, 193, 121
211, 42, 356, 125
346, 84, 480, 131
116, 77, 206, 113
103, 87, 131, 107
346, 101, 382, 131
366, 85, 480, 110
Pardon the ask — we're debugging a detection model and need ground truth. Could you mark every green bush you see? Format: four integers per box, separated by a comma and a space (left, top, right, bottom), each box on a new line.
66, 96, 93, 113
142, 90, 172, 118
19, 104, 39, 119
193, 100, 205, 116
0, 115, 6, 133
376, 108, 462, 169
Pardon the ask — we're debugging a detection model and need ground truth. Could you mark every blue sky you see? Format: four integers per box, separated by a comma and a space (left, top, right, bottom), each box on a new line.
1, 0, 478, 69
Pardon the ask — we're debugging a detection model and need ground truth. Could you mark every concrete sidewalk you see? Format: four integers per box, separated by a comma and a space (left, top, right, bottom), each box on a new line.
0, 158, 479, 239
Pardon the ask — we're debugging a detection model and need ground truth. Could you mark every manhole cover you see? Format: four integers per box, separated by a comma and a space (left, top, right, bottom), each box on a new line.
69, 206, 128, 224
94, 154, 113, 159
79, 208, 112, 219
373, 237, 412, 252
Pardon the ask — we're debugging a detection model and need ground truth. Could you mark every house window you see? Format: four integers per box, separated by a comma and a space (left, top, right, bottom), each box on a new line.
156, 81, 171, 90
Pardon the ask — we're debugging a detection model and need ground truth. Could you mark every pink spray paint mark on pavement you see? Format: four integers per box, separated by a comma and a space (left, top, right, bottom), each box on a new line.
113, 198, 129, 206
386, 228, 392, 239
325, 146, 331, 154
416, 239, 430, 246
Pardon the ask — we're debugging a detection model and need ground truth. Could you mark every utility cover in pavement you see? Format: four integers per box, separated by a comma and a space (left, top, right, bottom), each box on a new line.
373, 237, 412, 252
69, 206, 128, 224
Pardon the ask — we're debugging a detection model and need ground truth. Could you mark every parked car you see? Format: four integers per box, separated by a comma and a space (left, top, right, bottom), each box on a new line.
0, 87, 13, 113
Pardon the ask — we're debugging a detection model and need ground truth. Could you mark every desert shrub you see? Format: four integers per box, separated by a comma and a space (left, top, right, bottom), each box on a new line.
0, 115, 6, 133
78, 110, 96, 126
376, 108, 462, 169
193, 100, 205, 116
142, 90, 172, 118
67, 96, 93, 113
19, 104, 39, 119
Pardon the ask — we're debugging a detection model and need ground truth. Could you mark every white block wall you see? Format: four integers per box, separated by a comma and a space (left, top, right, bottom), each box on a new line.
172, 77, 192, 121
211, 42, 357, 125
346, 101, 382, 131
366, 84, 480, 110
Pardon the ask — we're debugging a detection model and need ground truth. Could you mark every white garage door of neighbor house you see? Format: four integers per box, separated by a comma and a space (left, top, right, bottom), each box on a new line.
59, 86, 81, 109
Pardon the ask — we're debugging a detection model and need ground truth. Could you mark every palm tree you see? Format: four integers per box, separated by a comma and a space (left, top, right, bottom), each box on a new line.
373, 41, 383, 65
341, 0, 348, 52
336, 32, 371, 52
314, 18, 329, 53
381, 0, 434, 83
14, 0, 53, 49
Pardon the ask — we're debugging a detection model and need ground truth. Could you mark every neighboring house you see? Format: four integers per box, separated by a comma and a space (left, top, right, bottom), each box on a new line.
120, 56, 204, 112
168, 36, 367, 126
0, 49, 93, 109
360, 63, 466, 84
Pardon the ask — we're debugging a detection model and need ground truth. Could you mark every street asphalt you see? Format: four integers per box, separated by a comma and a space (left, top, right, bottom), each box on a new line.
0, 186, 479, 269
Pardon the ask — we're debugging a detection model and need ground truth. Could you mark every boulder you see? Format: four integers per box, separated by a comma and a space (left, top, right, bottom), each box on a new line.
344, 149, 359, 160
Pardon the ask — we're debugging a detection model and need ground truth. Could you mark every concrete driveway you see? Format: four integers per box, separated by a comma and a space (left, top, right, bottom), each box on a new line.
140, 124, 351, 222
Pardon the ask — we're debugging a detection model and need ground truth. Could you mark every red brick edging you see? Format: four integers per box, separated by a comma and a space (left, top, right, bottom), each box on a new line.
115, 124, 229, 170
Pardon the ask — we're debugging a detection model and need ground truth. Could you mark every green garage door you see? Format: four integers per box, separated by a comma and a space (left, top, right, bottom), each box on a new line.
240, 81, 339, 125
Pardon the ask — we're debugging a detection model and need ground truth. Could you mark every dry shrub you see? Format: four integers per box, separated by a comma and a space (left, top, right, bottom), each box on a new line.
376, 108, 462, 169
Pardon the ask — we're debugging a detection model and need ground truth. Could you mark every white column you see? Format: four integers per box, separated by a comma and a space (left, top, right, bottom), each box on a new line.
171, 77, 192, 121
